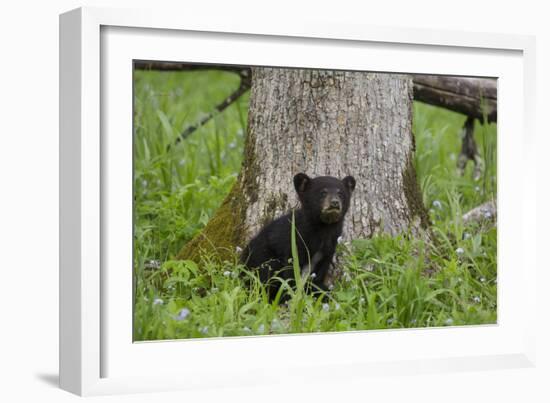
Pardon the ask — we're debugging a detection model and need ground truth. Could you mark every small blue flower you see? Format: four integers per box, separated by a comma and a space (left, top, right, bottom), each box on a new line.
199, 326, 209, 334
257, 324, 265, 333
175, 308, 190, 321
322, 303, 330, 312
223, 270, 231, 277
153, 298, 163, 306
444, 318, 454, 326
455, 247, 465, 255
432, 200, 442, 209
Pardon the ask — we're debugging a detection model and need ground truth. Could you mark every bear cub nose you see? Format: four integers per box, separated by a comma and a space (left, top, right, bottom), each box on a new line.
330, 199, 341, 209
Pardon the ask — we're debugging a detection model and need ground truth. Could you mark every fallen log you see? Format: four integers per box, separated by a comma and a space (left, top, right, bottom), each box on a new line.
412, 75, 497, 123
133, 62, 498, 145
462, 199, 497, 226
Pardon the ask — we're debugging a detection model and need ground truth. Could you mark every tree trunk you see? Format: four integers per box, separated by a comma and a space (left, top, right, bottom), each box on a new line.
177, 68, 428, 261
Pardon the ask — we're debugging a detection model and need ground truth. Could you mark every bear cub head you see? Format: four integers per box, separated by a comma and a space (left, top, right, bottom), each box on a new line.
293, 173, 356, 224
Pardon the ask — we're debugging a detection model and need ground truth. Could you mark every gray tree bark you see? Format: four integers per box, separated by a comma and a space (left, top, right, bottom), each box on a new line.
178, 68, 428, 261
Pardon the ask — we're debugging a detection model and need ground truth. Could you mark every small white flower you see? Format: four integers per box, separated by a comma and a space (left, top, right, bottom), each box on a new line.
229, 141, 237, 149
178, 159, 186, 166
153, 298, 164, 305
410, 319, 417, 325
257, 324, 265, 333
484, 211, 492, 219
288, 258, 293, 264
343, 272, 351, 282
479, 277, 486, 283
235, 246, 243, 254
473, 296, 481, 304
475, 186, 480, 192
141, 179, 148, 188
387, 318, 394, 325
328, 284, 334, 291
455, 247, 465, 255
175, 308, 190, 321
444, 318, 454, 326
337, 236, 343, 244
432, 200, 442, 209
310, 273, 317, 279
242, 326, 251, 332
322, 303, 330, 312
463, 232, 471, 240
231, 271, 238, 278
223, 270, 231, 277
359, 297, 365, 304
145, 260, 161, 270
335, 303, 341, 311
199, 326, 209, 334
211, 287, 219, 293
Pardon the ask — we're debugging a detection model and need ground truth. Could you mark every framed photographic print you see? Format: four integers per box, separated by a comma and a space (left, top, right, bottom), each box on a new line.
60, 6, 537, 396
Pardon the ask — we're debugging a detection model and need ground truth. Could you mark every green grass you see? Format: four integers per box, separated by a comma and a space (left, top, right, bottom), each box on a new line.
133, 69, 497, 341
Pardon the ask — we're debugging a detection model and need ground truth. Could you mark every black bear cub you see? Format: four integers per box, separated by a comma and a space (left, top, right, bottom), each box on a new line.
241, 173, 356, 302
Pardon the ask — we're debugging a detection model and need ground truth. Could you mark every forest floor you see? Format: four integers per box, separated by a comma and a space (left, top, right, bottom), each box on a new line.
133, 69, 497, 340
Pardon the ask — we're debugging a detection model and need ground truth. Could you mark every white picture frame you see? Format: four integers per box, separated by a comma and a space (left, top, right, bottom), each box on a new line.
59, 6, 537, 396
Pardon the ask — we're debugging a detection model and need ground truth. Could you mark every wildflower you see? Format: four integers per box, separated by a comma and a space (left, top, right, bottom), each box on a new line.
178, 158, 186, 166
473, 296, 481, 304
484, 210, 492, 219
175, 308, 190, 321
288, 258, 293, 264
235, 246, 243, 254
229, 141, 237, 149
328, 284, 334, 291
410, 319, 417, 325
242, 326, 251, 333
153, 298, 164, 306
145, 259, 161, 270
310, 273, 317, 279
211, 287, 219, 293
475, 186, 480, 192
343, 272, 351, 282
432, 200, 442, 209
463, 232, 471, 240
337, 236, 343, 244
199, 326, 209, 334
141, 179, 148, 188
455, 247, 464, 255
479, 277, 486, 283
359, 297, 365, 304
444, 318, 454, 326
322, 303, 330, 312
223, 270, 231, 277
387, 318, 394, 325
335, 303, 341, 311
257, 324, 265, 333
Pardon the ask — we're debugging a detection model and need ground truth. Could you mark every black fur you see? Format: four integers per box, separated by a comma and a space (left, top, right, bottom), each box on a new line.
241, 173, 356, 302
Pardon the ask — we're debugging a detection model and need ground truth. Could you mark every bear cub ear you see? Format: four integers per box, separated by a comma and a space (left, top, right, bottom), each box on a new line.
342, 176, 356, 193
293, 173, 311, 193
